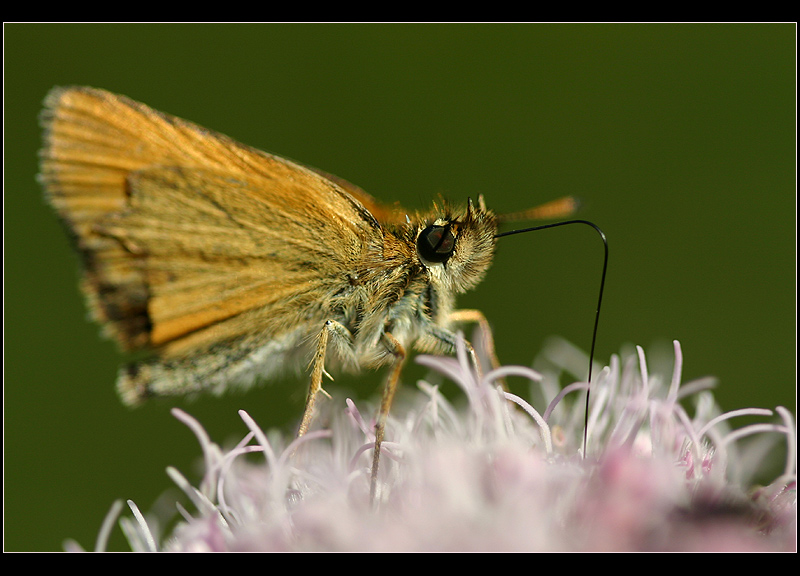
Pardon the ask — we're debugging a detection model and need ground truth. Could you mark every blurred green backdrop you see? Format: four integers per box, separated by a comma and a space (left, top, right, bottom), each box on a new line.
4, 23, 795, 551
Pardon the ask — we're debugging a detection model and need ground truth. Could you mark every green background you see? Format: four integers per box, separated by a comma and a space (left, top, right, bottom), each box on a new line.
4, 24, 795, 551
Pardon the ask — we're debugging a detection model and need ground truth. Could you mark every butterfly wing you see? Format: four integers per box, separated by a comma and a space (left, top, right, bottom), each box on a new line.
39, 86, 389, 400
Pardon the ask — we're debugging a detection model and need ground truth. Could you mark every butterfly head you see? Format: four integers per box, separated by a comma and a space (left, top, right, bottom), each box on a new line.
414, 196, 498, 295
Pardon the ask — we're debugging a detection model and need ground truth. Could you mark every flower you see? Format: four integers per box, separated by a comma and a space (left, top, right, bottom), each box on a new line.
66, 338, 796, 552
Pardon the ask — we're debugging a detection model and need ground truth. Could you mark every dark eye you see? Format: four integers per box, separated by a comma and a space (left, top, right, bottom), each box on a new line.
417, 224, 455, 264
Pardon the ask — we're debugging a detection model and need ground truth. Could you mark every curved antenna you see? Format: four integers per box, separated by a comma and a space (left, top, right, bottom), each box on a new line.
495, 219, 608, 458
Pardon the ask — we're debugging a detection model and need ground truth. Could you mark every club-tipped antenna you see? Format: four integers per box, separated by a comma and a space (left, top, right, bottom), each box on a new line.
495, 219, 608, 458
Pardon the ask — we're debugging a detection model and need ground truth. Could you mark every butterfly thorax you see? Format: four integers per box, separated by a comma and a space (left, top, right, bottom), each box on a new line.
326, 203, 499, 370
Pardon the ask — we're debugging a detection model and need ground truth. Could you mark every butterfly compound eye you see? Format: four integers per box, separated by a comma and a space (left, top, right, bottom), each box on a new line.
417, 224, 456, 264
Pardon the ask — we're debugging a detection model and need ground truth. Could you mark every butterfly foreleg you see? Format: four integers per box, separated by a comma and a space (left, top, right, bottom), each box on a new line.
447, 308, 501, 375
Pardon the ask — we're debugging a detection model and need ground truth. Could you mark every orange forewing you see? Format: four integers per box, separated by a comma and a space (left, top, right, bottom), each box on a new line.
40, 86, 393, 355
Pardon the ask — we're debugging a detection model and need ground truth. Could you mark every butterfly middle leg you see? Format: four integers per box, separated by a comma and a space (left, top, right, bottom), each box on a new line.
369, 332, 406, 503
298, 319, 408, 503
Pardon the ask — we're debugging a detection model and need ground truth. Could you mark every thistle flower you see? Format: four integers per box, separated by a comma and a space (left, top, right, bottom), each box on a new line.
66, 338, 796, 552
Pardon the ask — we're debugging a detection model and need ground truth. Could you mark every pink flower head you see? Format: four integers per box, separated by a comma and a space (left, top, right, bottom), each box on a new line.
69, 338, 796, 552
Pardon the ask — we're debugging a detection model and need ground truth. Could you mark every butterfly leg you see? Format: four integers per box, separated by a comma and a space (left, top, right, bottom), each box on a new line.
448, 308, 501, 374
422, 320, 486, 383
370, 332, 406, 504
298, 320, 353, 437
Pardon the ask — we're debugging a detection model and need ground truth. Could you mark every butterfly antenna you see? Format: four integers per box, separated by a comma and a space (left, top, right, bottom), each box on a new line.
495, 219, 608, 458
